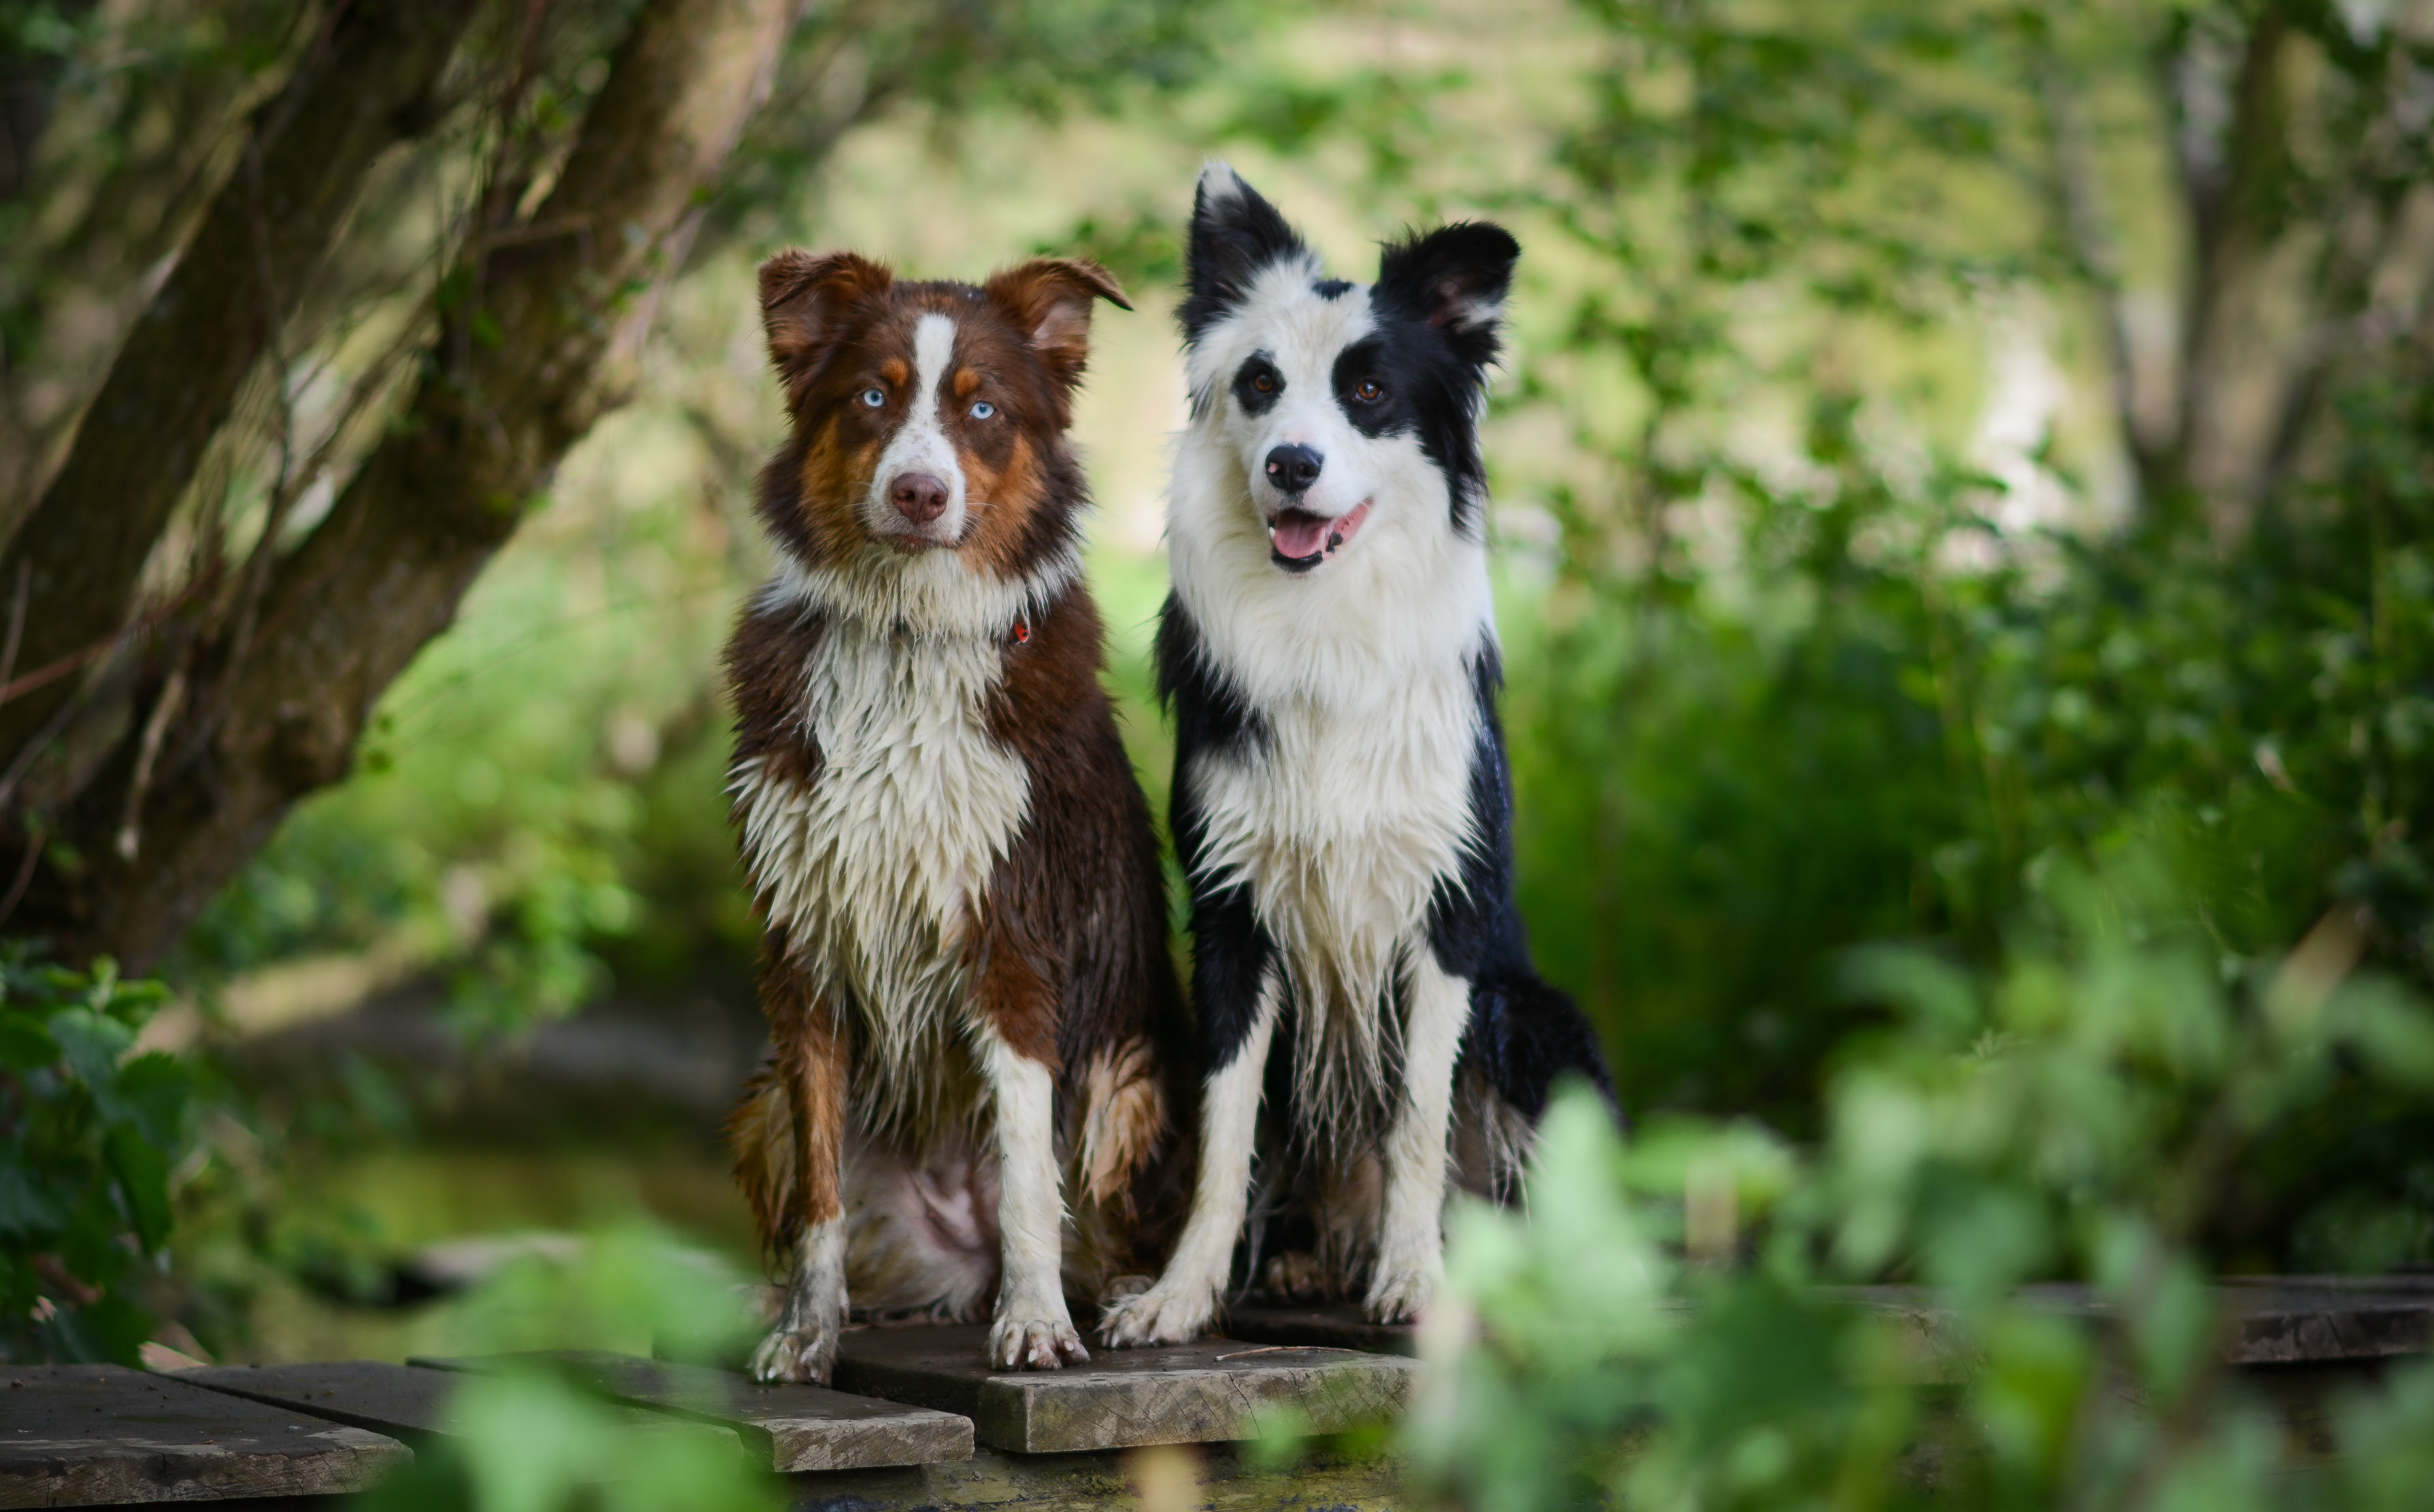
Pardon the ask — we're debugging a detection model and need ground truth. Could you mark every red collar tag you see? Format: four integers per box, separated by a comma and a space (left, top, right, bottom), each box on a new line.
1011, 614, 1031, 646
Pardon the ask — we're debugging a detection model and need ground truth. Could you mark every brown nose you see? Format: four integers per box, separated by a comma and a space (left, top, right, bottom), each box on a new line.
889, 472, 948, 524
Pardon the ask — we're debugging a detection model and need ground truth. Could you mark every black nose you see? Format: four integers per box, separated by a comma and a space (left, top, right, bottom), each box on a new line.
889, 471, 948, 524
1264, 444, 1323, 494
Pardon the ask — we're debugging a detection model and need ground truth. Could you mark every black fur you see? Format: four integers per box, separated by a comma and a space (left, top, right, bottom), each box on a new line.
1157, 597, 1278, 1073
1155, 596, 1269, 762
1425, 642, 1617, 1119
1169, 171, 1615, 1148
1232, 352, 1285, 417
1180, 173, 1312, 344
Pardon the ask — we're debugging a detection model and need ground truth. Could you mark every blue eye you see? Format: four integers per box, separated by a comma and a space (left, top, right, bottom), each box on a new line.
859, 388, 885, 408
969, 401, 995, 419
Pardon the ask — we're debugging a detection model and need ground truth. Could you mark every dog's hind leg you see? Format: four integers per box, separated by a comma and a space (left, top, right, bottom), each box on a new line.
1366, 947, 1471, 1323
735, 957, 850, 1383
1100, 964, 1282, 1346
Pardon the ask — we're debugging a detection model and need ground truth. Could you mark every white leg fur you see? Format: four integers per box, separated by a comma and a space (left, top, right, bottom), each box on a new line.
751, 1215, 846, 1383
1099, 969, 1283, 1346
975, 1024, 1088, 1369
1366, 950, 1470, 1322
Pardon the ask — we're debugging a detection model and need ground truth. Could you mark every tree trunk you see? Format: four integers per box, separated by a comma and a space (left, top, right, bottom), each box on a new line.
0, 0, 482, 754
14, 0, 803, 972
0, 0, 310, 539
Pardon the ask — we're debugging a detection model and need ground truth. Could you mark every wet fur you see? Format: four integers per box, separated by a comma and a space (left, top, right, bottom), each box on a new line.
1103, 166, 1613, 1348
727, 250, 1190, 1380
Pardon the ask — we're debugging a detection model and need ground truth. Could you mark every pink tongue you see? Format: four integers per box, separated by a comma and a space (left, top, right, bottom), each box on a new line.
1271, 513, 1331, 558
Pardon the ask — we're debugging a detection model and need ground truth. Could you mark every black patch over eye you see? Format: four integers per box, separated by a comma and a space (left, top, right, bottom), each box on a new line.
1232, 354, 1284, 415
1332, 337, 1405, 438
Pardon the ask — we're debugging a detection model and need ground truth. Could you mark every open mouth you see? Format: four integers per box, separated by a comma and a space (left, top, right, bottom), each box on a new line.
1267, 500, 1372, 574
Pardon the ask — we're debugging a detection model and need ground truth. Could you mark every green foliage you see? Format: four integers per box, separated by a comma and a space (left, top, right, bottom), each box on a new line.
178, 486, 747, 1037
358, 1224, 778, 1512
0, 947, 191, 1365
1478, 5, 2434, 1290
1410, 853, 2434, 1510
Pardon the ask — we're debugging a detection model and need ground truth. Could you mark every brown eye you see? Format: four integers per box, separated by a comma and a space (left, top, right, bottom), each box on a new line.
1253, 372, 1276, 394
1355, 379, 1385, 402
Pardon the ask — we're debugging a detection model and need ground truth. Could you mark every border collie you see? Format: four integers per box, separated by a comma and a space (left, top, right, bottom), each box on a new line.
1101, 165, 1613, 1347
725, 249, 1189, 1380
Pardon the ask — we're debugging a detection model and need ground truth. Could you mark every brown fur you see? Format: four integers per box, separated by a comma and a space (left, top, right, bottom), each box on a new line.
725, 246, 1191, 1350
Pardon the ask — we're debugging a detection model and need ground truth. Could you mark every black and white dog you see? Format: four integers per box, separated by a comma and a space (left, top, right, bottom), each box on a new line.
1101, 165, 1613, 1346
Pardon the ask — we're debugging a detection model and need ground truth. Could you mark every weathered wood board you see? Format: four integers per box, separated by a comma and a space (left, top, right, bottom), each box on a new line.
1221, 1304, 1419, 1356
831, 1326, 1415, 1454
2036, 1281, 2434, 1365
784, 1441, 1406, 1512
410, 1351, 970, 1473
180, 1361, 739, 1458
1232, 1281, 2434, 1371
0, 1363, 409, 1508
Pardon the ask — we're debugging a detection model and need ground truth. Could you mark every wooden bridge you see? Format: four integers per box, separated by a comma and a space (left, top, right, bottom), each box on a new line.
6, 1284, 2432, 1509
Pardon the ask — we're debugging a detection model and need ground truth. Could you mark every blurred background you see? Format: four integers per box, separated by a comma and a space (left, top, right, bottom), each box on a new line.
4, 0, 2434, 1370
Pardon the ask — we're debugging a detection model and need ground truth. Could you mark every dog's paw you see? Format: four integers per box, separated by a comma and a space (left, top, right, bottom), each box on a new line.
1099, 1280, 1218, 1347
1260, 1250, 1329, 1300
750, 1321, 837, 1384
989, 1310, 1089, 1371
1363, 1261, 1439, 1324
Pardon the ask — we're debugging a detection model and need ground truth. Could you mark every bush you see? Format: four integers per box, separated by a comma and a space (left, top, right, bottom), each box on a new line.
0, 947, 192, 1364
1411, 850, 2434, 1510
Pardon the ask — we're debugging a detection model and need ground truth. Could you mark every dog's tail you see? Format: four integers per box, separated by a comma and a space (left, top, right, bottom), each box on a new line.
1466, 970, 1619, 1123
727, 1065, 798, 1256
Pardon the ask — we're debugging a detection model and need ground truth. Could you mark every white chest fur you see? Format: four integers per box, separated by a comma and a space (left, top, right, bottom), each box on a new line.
731, 609, 1032, 1094
1187, 663, 1481, 979
1166, 419, 1497, 1133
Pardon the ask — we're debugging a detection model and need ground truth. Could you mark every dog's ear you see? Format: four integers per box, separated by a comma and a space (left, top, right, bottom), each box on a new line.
1376, 222, 1520, 367
982, 257, 1132, 394
759, 249, 893, 404
1179, 161, 1313, 342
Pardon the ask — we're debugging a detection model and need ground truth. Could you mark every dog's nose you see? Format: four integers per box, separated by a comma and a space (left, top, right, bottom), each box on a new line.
1264, 445, 1323, 494
889, 472, 949, 524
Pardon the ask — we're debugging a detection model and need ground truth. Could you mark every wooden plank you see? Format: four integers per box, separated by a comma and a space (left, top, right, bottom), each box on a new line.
0, 1363, 409, 1508
1220, 1304, 1417, 1356
1835, 1282, 2434, 1368
785, 1442, 1406, 1511
831, 1325, 1415, 1454
1230, 1279, 2434, 1373
410, 1351, 970, 1473
179, 1362, 740, 1458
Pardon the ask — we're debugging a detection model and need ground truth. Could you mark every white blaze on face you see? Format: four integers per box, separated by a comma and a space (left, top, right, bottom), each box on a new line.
865, 312, 970, 542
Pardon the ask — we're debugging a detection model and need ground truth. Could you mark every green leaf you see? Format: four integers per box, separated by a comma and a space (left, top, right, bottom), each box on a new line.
0, 1158, 69, 1241
103, 1123, 171, 1254
0, 1009, 56, 1071
46, 1007, 131, 1094
58, 1179, 126, 1288
46, 1293, 152, 1367
110, 1053, 192, 1149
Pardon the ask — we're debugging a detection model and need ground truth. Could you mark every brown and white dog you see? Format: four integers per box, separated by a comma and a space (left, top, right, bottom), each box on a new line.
723, 249, 1189, 1381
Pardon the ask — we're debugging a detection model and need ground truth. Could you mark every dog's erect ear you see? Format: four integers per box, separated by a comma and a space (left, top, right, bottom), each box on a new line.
982, 257, 1132, 393
1179, 161, 1313, 342
759, 249, 893, 404
1376, 222, 1520, 366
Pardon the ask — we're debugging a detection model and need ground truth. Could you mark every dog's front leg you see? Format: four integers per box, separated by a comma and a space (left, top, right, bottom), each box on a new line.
749, 964, 850, 1383
1366, 952, 1470, 1323
1101, 964, 1282, 1346
974, 1021, 1089, 1369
